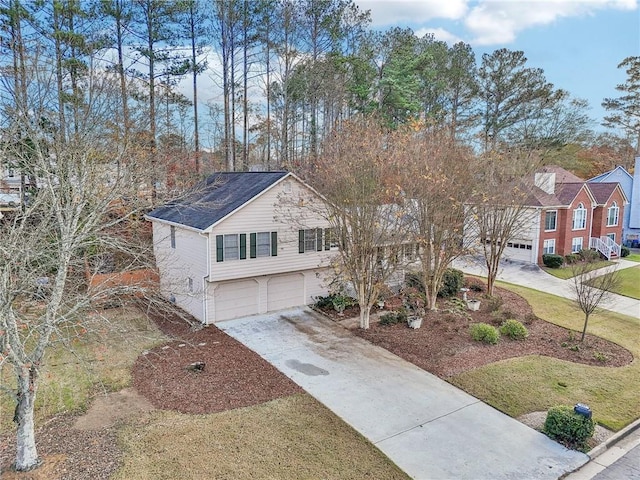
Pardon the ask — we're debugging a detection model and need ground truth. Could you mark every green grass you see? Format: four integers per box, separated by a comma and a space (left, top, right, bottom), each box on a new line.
591, 266, 640, 300
114, 394, 409, 480
624, 253, 640, 262
542, 260, 614, 279
450, 284, 640, 431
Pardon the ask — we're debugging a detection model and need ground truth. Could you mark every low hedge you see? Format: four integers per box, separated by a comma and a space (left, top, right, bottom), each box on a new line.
542, 254, 564, 269
543, 405, 595, 450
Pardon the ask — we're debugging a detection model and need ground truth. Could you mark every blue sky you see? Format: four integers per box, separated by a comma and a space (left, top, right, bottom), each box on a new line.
355, 0, 640, 132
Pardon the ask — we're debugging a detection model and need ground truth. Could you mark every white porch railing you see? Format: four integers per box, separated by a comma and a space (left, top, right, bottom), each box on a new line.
589, 236, 621, 260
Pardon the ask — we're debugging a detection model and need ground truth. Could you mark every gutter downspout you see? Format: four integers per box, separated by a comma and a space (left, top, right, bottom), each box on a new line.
200, 231, 211, 324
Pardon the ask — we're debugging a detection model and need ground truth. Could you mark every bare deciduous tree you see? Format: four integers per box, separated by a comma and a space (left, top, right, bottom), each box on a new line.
400, 126, 474, 309
466, 150, 542, 296
304, 117, 408, 329
570, 263, 620, 342
0, 49, 154, 472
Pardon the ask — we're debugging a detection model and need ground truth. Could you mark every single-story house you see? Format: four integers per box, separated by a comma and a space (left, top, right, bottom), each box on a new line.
589, 156, 640, 247
145, 171, 338, 324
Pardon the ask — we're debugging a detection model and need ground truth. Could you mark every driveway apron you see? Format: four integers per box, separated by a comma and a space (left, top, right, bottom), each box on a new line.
219, 308, 587, 480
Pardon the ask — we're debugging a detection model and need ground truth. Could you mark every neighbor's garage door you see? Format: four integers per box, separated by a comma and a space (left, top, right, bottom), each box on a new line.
503, 240, 534, 262
214, 279, 259, 321
267, 273, 305, 312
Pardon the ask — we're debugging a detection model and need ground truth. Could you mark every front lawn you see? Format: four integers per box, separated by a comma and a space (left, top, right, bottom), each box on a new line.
590, 265, 640, 299
624, 252, 640, 262
115, 395, 408, 480
542, 260, 614, 279
450, 284, 640, 431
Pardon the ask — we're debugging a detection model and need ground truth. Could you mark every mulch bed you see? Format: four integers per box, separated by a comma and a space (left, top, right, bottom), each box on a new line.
346, 286, 633, 378
131, 303, 302, 414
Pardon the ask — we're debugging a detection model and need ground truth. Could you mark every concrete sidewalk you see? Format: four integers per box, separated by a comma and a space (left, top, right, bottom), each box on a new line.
452, 256, 640, 319
219, 308, 588, 480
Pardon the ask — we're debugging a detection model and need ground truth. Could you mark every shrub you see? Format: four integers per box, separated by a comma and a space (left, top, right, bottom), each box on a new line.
543, 405, 595, 450
469, 323, 500, 344
523, 313, 537, 325
621, 246, 630, 257
542, 254, 564, 268
313, 295, 334, 309
578, 249, 600, 263
378, 310, 407, 326
486, 295, 503, 312
464, 278, 486, 293
564, 253, 579, 265
499, 319, 529, 340
404, 272, 425, 292
438, 268, 464, 298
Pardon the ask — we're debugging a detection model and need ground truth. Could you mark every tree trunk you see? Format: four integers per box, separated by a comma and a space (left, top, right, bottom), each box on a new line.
359, 303, 371, 329
581, 312, 590, 342
14, 367, 39, 471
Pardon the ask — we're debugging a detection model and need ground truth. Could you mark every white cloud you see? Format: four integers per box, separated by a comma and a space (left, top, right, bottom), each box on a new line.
355, 0, 468, 26
466, 0, 638, 45
414, 27, 463, 44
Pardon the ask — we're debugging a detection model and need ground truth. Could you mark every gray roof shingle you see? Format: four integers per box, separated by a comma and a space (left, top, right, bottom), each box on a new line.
146, 171, 289, 230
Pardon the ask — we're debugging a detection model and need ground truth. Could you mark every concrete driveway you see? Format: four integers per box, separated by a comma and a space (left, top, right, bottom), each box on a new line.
219, 308, 587, 480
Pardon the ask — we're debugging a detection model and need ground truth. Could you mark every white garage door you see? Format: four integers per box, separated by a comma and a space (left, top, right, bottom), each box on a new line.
215, 279, 259, 321
267, 273, 305, 312
504, 240, 534, 262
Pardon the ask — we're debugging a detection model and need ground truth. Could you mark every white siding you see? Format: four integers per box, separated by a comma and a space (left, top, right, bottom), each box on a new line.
152, 222, 208, 322
208, 177, 336, 282
205, 267, 331, 323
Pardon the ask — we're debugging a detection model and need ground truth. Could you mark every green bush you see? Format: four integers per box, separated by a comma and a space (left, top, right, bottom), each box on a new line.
404, 272, 425, 292
438, 268, 464, 298
578, 249, 600, 263
542, 254, 564, 268
464, 278, 486, 293
486, 295, 503, 312
469, 323, 500, 344
564, 253, 579, 265
621, 246, 630, 257
543, 405, 595, 450
499, 319, 529, 340
378, 310, 407, 326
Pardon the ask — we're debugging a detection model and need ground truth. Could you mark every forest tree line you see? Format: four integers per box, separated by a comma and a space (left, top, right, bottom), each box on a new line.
1, 0, 638, 195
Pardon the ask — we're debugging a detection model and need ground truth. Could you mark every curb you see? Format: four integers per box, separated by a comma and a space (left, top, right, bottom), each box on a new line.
587, 418, 640, 459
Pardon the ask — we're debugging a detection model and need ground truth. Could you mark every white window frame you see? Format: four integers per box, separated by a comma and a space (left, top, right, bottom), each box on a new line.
543, 239, 555, 255
304, 229, 317, 252
571, 237, 583, 253
572, 203, 587, 230
223, 234, 239, 261
256, 232, 271, 257
544, 210, 557, 231
607, 202, 619, 227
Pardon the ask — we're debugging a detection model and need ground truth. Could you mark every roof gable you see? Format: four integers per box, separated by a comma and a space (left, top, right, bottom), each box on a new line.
589, 166, 632, 183
147, 171, 290, 230
588, 182, 628, 205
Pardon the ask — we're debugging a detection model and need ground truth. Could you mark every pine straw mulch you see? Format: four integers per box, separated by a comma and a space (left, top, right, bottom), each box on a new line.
346, 286, 633, 378
131, 303, 302, 414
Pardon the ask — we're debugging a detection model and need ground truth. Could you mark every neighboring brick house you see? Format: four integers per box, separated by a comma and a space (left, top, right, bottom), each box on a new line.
495, 166, 627, 265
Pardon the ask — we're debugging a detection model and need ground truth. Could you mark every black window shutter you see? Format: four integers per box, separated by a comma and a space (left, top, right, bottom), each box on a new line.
250, 233, 257, 258
299, 229, 305, 253
216, 235, 223, 262
316, 228, 323, 251
240, 234, 247, 259
324, 228, 330, 250
271, 231, 278, 256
